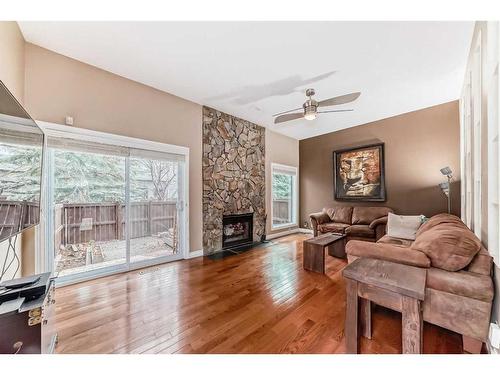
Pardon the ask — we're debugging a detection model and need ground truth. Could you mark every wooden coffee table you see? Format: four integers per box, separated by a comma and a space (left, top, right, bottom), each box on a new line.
303, 233, 346, 274
342, 258, 427, 354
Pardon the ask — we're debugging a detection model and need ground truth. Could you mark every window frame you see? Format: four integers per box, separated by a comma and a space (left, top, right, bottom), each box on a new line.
270, 162, 298, 230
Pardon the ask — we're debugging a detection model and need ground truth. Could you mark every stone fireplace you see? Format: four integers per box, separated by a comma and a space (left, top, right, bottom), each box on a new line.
202, 106, 266, 254
222, 213, 253, 250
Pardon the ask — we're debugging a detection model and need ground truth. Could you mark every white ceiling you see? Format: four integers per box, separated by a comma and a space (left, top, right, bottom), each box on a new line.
19, 21, 474, 140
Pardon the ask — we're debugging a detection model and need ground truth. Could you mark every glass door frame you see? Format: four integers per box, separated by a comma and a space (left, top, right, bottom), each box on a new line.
39, 121, 190, 286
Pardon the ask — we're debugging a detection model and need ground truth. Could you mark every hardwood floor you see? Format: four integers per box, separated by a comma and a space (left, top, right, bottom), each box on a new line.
53, 234, 463, 354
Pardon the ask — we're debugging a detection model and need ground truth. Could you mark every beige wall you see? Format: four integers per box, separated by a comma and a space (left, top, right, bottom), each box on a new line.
24, 43, 204, 252
0, 21, 25, 104
265, 129, 300, 235
299, 101, 461, 228
0, 21, 26, 278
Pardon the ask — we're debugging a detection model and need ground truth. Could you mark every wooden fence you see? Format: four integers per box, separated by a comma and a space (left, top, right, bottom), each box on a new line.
0, 200, 39, 240
272, 198, 291, 224
54, 200, 177, 249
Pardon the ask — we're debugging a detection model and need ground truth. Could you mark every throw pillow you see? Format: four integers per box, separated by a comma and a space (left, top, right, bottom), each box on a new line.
387, 213, 425, 240
411, 222, 481, 271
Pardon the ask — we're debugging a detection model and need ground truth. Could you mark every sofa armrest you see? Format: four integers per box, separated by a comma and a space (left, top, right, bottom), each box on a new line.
346, 240, 431, 268
369, 216, 388, 241
369, 216, 388, 229
309, 212, 330, 236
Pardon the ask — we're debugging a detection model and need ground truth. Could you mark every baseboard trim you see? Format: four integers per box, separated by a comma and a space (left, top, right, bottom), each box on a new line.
266, 228, 300, 240
185, 249, 204, 259
299, 228, 313, 234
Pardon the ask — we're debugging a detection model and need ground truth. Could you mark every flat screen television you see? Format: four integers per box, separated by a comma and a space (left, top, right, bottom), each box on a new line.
0, 80, 44, 244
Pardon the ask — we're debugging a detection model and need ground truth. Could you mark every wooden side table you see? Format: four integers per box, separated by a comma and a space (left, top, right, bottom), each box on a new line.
342, 258, 426, 354
303, 233, 346, 274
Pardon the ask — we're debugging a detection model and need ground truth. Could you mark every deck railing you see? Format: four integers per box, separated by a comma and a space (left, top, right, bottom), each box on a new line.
272, 198, 291, 224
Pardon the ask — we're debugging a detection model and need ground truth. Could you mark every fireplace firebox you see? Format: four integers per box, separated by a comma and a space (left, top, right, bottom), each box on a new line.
222, 213, 253, 250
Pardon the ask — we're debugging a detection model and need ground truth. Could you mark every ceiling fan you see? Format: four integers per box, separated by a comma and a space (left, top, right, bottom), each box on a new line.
273, 89, 361, 124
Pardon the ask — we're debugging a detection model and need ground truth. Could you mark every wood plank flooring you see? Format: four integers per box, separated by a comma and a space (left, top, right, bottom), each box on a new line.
53, 234, 463, 354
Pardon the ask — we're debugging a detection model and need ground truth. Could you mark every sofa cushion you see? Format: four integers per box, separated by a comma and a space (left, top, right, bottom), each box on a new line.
411, 215, 481, 272
323, 206, 353, 224
426, 268, 494, 302
466, 247, 493, 276
317, 222, 350, 234
346, 240, 431, 268
377, 234, 414, 247
416, 213, 466, 236
387, 213, 424, 240
352, 207, 393, 225
345, 224, 374, 238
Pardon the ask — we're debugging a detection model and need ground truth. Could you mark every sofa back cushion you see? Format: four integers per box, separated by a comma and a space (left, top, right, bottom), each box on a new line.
411, 214, 481, 271
351, 206, 393, 225
323, 206, 353, 224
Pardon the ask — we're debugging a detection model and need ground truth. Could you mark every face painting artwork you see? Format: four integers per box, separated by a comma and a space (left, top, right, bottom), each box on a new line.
333, 144, 386, 201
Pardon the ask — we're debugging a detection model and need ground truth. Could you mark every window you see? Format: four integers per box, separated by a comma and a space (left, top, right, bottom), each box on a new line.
271, 163, 298, 229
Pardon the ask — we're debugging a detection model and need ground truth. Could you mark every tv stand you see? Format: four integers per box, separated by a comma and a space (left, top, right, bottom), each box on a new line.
0, 273, 57, 354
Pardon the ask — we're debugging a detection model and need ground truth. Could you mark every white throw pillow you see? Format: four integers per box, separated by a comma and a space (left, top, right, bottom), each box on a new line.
386, 213, 425, 240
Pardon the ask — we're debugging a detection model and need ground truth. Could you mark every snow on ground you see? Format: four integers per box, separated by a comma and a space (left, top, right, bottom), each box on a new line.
55, 235, 177, 276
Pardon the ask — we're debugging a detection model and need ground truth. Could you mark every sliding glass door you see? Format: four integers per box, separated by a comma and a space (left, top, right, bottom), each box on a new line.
43, 127, 187, 284
128, 150, 183, 267
47, 141, 128, 278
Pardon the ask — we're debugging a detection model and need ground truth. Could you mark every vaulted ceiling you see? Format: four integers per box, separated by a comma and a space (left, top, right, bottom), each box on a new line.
19, 21, 474, 139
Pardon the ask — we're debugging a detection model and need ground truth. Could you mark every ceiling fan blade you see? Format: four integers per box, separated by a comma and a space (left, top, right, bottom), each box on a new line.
318, 92, 361, 107
274, 112, 304, 124
317, 109, 354, 114
272, 107, 303, 117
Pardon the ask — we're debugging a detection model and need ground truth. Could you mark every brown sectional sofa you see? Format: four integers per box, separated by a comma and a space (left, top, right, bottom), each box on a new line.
345, 213, 494, 353
310, 206, 393, 242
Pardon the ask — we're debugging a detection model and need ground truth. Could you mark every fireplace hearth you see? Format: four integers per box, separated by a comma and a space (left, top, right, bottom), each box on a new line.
222, 213, 253, 250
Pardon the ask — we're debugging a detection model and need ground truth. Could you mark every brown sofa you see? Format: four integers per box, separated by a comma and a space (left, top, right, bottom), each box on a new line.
345, 213, 494, 353
310, 206, 393, 242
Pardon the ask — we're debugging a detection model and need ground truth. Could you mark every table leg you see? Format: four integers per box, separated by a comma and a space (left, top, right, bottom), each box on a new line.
402, 296, 423, 354
345, 278, 359, 353
303, 242, 325, 274
327, 238, 346, 258
360, 298, 372, 339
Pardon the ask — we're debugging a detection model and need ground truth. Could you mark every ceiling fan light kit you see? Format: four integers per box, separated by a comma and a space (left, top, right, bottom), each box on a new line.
273, 88, 361, 125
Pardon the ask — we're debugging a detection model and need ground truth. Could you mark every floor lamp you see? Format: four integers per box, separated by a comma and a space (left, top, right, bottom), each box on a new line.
439, 167, 453, 214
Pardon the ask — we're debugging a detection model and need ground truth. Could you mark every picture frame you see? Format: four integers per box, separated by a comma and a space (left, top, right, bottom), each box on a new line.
332, 142, 386, 202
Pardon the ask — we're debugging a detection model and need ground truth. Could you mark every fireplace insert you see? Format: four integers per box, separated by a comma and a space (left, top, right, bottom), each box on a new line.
222, 213, 253, 250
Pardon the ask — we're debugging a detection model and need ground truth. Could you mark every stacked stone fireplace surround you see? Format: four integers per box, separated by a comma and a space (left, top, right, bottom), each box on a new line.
202, 106, 266, 254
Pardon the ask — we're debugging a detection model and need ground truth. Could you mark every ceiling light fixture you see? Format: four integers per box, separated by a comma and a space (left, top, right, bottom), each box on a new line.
304, 111, 317, 121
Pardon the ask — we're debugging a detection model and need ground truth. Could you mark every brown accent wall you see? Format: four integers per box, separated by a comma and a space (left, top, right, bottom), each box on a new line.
24, 43, 204, 252
299, 101, 461, 228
